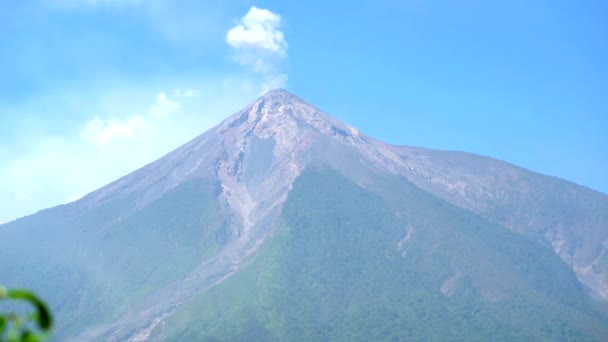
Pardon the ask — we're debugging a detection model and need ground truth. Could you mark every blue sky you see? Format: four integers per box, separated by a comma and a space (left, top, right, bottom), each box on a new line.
1, 0, 606, 223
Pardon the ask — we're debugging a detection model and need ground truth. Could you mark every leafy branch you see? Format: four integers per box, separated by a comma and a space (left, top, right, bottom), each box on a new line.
0, 286, 52, 342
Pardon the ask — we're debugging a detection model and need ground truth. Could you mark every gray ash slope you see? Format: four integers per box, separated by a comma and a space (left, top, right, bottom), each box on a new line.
1, 89, 607, 341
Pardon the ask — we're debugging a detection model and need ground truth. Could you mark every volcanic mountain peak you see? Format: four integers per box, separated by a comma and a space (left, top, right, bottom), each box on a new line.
209, 89, 375, 241
66, 90, 386, 340
140, 89, 372, 207
219, 88, 361, 142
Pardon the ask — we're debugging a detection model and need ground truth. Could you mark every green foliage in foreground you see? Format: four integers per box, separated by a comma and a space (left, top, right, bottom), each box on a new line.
0, 286, 52, 342
152, 167, 608, 341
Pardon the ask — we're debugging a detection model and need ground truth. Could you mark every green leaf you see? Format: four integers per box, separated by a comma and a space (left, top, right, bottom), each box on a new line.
7, 290, 53, 331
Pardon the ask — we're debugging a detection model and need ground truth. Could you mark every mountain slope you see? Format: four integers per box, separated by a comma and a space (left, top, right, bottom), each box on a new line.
150, 167, 608, 341
1, 89, 607, 341
392, 146, 608, 299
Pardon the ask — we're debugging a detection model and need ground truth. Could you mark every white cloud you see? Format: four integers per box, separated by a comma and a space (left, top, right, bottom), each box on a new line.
81, 115, 146, 145
226, 7, 287, 56
226, 6, 288, 93
149, 92, 181, 118
80, 91, 181, 146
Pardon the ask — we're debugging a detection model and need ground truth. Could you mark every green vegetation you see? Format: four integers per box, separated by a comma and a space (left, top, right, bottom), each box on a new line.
3, 167, 608, 341
0, 178, 226, 340
0, 286, 52, 342
153, 167, 608, 341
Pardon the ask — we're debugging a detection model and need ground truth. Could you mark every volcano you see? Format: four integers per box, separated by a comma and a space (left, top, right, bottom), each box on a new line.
2, 89, 608, 341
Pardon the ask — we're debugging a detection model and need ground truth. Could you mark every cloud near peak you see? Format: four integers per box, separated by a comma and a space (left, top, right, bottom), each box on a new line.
80, 91, 181, 146
226, 7, 287, 57
226, 7, 288, 92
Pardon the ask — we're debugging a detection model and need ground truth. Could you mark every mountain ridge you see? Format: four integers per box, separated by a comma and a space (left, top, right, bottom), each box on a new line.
1, 89, 607, 341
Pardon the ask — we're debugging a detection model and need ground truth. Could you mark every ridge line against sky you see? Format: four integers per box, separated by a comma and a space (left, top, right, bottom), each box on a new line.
1, 0, 607, 223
